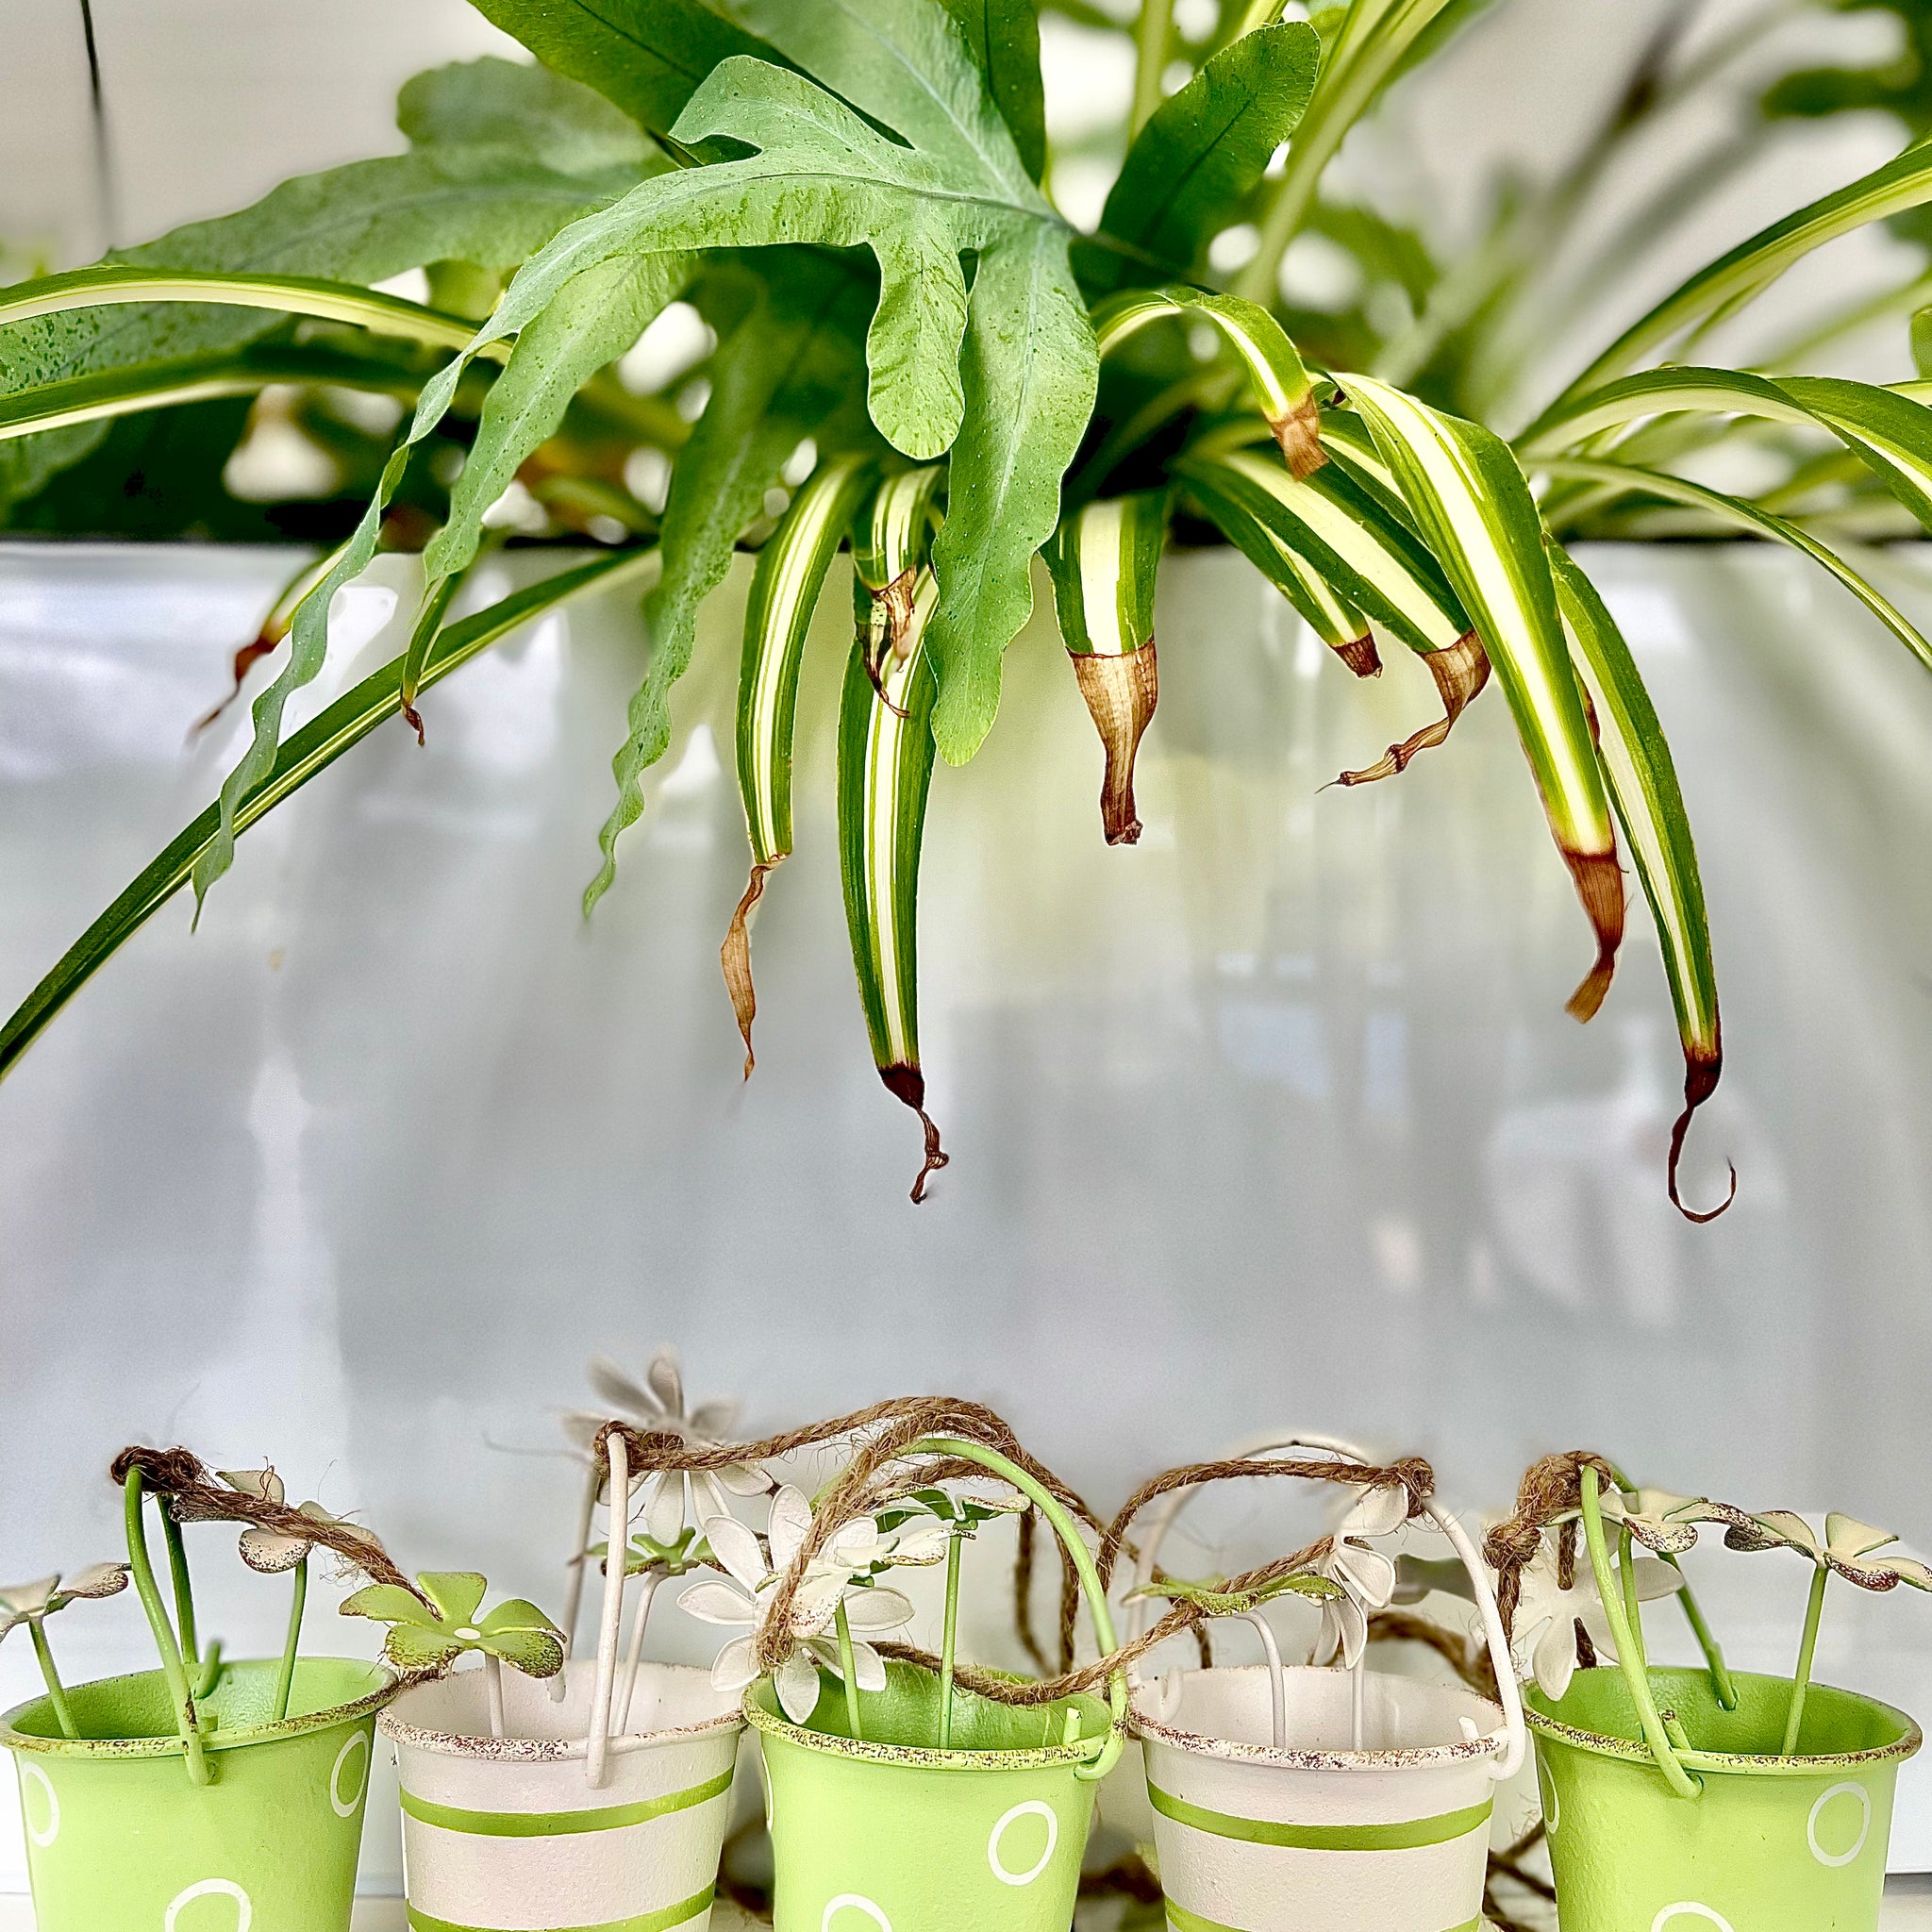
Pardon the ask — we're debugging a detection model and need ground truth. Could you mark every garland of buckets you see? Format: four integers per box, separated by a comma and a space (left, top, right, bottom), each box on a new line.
1, 1396, 1923, 1932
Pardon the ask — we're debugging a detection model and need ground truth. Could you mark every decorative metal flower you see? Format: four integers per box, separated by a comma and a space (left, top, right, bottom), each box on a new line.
217, 1466, 373, 1574
0, 1564, 128, 1639
1509, 1542, 1684, 1700
1724, 1512, 1932, 1591
1311, 1482, 1408, 1669
679, 1486, 915, 1724
341, 1572, 565, 1676
564, 1350, 772, 1545
1550, 1485, 1709, 1556
876, 1486, 1025, 1539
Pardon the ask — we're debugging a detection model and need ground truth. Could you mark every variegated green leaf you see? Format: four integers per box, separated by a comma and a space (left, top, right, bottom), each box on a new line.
1548, 547, 1732, 1223
0, 550, 660, 1086
841, 470, 949, 1202
1093, 287, 1324, 476
722, 453, 876, 1075
1340, 373, 1624, 1019
1549, 138, 1932, 408
1043, 492, 1166, 843
1532, 456, 1932, 675
1521, 365, 1932, 533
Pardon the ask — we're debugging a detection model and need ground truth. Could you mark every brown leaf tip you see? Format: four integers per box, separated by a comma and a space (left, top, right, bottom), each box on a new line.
1273, 394, 1328, 481
880, 1062, 949, 1204
721, 861, 777, 1081
1333, 633, 1382, 679
1669, 1041, 1736, 1223
1560, 847, 1625, 1024
1071, 642, 1158, 847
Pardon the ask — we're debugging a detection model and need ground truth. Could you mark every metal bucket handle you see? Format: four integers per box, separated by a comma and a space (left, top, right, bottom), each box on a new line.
583, 1428, 643, 1788
1127, 1432, 1524, 1781
908, 1434, 1129, 1781
122, 1465, 211, 1787
1577, 1463, 1703, 1800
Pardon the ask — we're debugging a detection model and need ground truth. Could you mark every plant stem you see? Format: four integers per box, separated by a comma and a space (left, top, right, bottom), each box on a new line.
1618, 1526, 1648, 1671
160, 1508, 199, 1669
617, 1570, 663, 1735
485, 1652, 506, 1740
940, 1535, 962, 1751
1131, 0, 1174, 137
1783, 1563, 1829, 1757
27, 1622, 75, 1739
274, 1557, 308, 1725
554, 1457, 603, 1705
124, 1471, 208, 1784
1665, 1553, 1739, 1709
835, 1599, 863, 1743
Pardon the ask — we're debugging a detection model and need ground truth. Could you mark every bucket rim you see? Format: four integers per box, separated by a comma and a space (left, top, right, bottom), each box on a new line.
0, 1657, 397, 1759
744, 1685, 1113, 1772
383, 1664, 742, 1762
1130, 1669, 1507, 1772
1525, 1668, 1924, 1777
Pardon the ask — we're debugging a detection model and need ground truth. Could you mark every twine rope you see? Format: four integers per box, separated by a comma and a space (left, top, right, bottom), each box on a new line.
1480, 1449, 1620, 1640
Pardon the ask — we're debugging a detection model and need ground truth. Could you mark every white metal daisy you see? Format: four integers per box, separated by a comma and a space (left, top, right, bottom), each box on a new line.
0, 1565, 128, 1638
678, 1486, 915, 1724
1310, 1481, 1407, 1669
218, 1466, 372, 1574
1509, 1541, 1683, 1700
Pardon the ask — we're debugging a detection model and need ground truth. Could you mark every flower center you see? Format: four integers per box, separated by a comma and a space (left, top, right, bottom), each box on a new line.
455, 1626, 481, 1641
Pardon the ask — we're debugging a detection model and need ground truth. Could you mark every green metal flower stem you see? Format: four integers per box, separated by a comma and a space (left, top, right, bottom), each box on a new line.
159, 1507, 200, 1669
26, 1622, 75, 1738
1618, 1524, 1648, 1670
1578, 1465, 1700, 1800
273, 1554, 308, 1724
939, 1532, 963, 1750
834, 1598, 864, 1742
1607, 1458, 1737, 1708
124, 1470, 208, 1784
908, 1436, 1127, 1776
1131, 0, 1174, 137
1783, 1562, 1831, 1757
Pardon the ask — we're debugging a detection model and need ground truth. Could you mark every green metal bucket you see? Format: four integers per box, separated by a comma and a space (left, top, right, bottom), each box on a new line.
2, 1656, 396, 1932
1527, 1664, 1921, 1932
748, 1662, 1114, 1932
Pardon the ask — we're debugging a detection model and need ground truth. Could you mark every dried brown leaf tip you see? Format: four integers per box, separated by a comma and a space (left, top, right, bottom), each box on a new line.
1272, 391, 1328, 481
721, 861, 777, 1080
1331, 632, 1382, 679
1669, 1041, 1736, 1222
1072, 643, 1158, 846
862, 568, 919, 718
881, 1063, 948, 1204
1560, 845, 1626, 1023
1333, 630, 1490, 786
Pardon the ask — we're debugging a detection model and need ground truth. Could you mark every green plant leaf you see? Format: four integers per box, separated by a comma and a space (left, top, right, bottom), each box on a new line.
460, 1, 778, 142
0, 550, 660, 1086
840, 468, 949, 1201
407, 251, 693, 707
0, 58, 653, 508
722, 451, 876, 1074
1531, 456, 1932, 675
1522, 364, 1932, 533
1547, 136, 1932, 411
1548, 547, 1731, 1223
1340, 374, 1624, 1018
1094, 286, 1323, 474
586, 255, 873, 913
1087, 21, 1320, 293
943, 0, 1048, 182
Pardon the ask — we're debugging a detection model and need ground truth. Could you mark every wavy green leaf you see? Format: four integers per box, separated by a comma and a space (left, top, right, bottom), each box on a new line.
585, 258, 872, 913
0, 551, 660, 1085
1341, 373, 1624, 1016
1087, 21, 1320, 293
1548, 547, 1730, 1223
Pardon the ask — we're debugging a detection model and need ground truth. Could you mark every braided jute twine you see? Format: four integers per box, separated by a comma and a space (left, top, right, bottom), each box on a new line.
109, 1444, 418, 1596
591, 1399, 1435, 1709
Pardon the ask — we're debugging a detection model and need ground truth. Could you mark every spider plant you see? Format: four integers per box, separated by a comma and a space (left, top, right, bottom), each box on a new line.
6, 0, 1932, 1210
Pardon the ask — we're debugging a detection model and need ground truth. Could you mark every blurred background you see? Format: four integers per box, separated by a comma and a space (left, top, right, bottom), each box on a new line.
6, 0, 1932, 1897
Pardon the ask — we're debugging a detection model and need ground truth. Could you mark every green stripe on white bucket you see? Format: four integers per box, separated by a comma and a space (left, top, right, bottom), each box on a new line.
1147, 1781, 1492, 1848
1163, 1907, 1482, 1932
403, 1886, 716, 1932
399, 1765, 734, 1836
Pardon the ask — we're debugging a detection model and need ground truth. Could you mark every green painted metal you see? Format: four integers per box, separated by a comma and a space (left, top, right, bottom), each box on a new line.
1527, 1663, 1919, 1932
405, 1888, 715, 1932
1163, 1906, 1481, 1932
1145, 1782, 1491, 1850
3, 1657, 394, 1932
399, 1766, 733, 1837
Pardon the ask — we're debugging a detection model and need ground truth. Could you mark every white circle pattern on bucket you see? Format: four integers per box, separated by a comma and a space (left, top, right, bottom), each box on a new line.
163, 1878, 253, 1932
20, 1763, 58, 1847
329, 1730, 370, 1818
987, 1800, 1058, 1886
1807, 1782, 1873, 1868
822, 1894, 892, 1931
1651, 1907, 1736, 1932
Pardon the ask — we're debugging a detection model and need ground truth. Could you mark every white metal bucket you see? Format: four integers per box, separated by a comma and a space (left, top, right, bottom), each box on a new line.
379, 1430, 742, 1932
383, 1658, 740, 1932
1135, 1663, 1505, 1932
